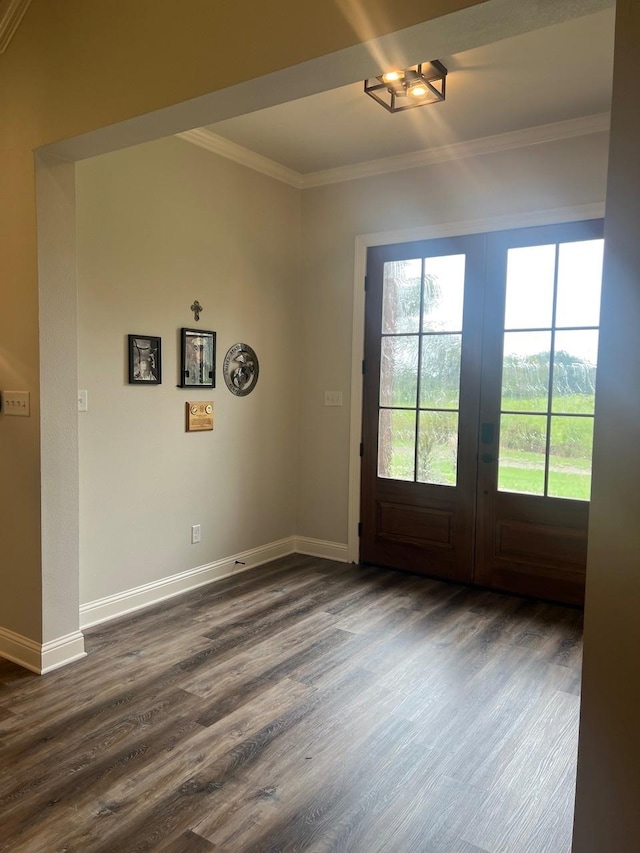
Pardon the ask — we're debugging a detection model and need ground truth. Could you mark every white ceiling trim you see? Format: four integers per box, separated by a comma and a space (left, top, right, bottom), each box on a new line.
178, 112, 610, 191
177, 128, 304, 189
0, 0, 32, 53
303, 112, 610, 187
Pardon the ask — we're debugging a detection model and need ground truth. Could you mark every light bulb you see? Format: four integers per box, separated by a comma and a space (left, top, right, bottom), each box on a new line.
381, 70, 403, 83
408, 83, 428, 98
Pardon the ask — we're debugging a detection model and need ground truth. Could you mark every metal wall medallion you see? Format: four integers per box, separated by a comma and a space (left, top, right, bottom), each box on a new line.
223, 343, 259, 397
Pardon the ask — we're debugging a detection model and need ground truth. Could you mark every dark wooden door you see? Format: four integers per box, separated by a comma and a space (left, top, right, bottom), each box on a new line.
475, 220, 604, 605
360, 235, 486, 584
360, 221, 604, 605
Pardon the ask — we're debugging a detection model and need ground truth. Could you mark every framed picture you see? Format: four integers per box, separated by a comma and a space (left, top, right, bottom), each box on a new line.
128, 334, 162, 384
180, 327, 216, 388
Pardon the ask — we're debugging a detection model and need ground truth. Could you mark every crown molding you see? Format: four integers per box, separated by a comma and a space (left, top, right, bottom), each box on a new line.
178, 112, 610, 190
0, 0, 32, 53
177, 128, 304, 189
302, 112, 611, 187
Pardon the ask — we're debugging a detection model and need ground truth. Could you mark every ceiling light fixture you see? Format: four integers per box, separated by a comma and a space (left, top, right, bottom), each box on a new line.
364, 61, 447, 113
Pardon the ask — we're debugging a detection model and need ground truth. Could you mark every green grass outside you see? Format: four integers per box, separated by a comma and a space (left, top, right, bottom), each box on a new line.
497, 463, 591, 501
501, 393, 595, 415
500, 448, 591, 470
383, 400, 594, 500
386, 446, 591, 500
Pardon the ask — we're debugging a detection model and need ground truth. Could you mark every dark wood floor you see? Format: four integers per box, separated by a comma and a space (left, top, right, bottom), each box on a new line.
0, 556, 583, 852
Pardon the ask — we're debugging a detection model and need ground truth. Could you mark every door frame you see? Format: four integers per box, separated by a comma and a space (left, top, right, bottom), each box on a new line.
347, 202, 605, 564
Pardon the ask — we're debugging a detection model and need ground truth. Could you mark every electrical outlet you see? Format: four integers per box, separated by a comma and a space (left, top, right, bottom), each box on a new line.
191, 524, 201, 544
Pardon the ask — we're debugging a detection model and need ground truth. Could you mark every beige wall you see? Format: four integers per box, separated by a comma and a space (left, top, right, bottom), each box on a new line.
573, 1, 640, 847
37, 154, 82, 643
1, 0, 481, 644
76, 137, 300, 603
75, 130, 608, 606
298, 132, 610, 544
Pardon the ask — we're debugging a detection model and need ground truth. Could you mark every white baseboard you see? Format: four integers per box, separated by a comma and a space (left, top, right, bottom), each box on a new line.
0, 627, 86, 675
79, 536, 299, 629
0, 626, 41, 673
294, 537, 349, 562
1, 538, 350, 672
41, 632, 87, 674
80, 536, 349, 630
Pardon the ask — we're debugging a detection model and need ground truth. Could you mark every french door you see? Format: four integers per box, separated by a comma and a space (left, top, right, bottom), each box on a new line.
360, 220, 604, 605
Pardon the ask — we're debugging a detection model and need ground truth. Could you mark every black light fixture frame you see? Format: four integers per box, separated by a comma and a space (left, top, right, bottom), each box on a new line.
364, 60, 447, 113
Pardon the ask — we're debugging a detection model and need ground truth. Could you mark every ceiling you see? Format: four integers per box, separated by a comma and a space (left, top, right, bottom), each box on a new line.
203, 8, 615, 177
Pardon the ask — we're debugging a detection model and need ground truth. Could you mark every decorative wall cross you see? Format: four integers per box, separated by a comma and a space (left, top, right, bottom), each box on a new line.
190, 300, 203, 322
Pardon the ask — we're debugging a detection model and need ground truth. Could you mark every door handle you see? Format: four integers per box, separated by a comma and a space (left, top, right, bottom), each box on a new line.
481, 422, 494, 444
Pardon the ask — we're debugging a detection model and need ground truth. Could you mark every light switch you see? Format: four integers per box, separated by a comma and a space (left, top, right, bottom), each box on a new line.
2, 391, 30, 417
324, 391, 343, 407
78, 390, 88, 412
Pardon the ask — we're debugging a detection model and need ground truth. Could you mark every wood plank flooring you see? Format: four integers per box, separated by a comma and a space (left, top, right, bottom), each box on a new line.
0, 556, 583, 852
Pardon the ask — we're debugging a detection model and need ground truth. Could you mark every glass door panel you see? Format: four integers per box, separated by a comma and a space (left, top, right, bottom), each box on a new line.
552, 330, 598, 414
498, 414, 547, 496
378, 409, 416, 481
497, 238, 603, 502
547, 416, 595, 500
382, 259, 422, 333
504, 245, 555, 329
420, 334, 462, 408
379, 337, 419, 407
501, 332, 551, 411
377, 254, 466, 489
555, 240, 604, 327
417, 411, 459, 486
422, 255, 465, 330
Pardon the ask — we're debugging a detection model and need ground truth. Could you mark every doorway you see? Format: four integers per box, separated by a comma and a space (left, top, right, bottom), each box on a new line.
360, 219, 604, 605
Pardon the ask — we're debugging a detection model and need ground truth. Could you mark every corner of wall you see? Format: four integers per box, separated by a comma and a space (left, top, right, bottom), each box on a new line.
0, 627, 85, 675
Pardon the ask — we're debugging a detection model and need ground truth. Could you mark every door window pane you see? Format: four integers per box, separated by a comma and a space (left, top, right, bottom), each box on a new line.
498, 414, 547, 496
548, 416, 594, 500
379, 336, 419, 407
382, 259, 422, 334
556, 240, 604, 328
420, 334, 461, 409
501, 332, 551, 412
422, 255, 465, 332
378, 410, 416, 481
504, 245, 556, 330
417, 411, 458, 486
552, 331, 598, 414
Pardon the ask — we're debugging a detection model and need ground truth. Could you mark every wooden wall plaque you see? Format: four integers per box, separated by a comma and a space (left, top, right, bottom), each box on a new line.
186, 401, 214, 432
